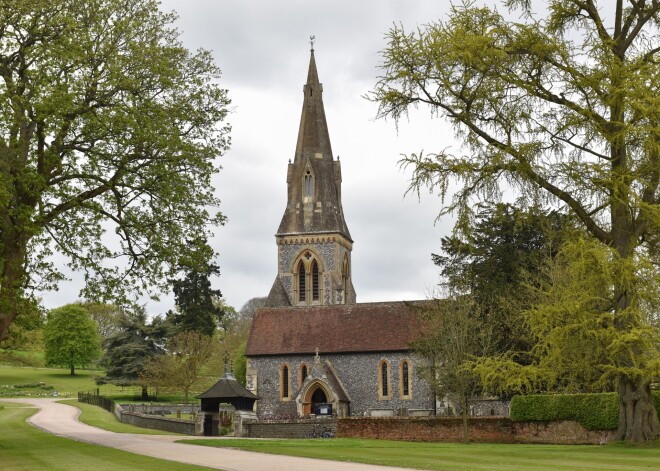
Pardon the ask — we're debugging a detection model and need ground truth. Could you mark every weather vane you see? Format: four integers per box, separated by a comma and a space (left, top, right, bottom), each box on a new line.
309, 35, 316, 51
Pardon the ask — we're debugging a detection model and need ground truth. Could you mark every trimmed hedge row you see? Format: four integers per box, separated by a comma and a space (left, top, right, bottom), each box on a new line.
511, 391, 660, 430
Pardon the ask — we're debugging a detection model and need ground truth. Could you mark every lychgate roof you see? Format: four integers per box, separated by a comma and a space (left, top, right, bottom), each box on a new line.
246, 301, 426, 356
196, 372, 258, 400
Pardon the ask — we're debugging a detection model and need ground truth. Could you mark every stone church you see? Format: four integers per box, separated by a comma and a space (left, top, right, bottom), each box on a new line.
245, 49, 435, 418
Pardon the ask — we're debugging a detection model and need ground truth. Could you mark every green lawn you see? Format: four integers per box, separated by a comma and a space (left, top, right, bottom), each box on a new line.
64, 399, 180, 435
179, 438, 660, 471
0, 402, 216, 471
0, 364, 108, 398
0, 365, 191, 402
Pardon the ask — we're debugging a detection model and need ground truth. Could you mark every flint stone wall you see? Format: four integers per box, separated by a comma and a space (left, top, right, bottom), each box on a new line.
113, 403, 202, 435
251, 352, 434, 418
242, 418, 337, 438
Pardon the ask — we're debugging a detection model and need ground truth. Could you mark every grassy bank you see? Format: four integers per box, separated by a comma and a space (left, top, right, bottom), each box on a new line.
65, 400, 179, 435
0, 402, 215, 471
179, 438, 660, 471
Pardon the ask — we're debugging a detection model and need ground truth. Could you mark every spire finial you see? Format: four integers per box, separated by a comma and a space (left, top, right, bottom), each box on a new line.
309, 35, 316, 51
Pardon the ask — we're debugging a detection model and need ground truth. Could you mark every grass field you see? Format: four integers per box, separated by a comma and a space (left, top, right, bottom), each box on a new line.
179, 437, 660, 471
63, 399, 180, 435
0, 365, 192, 402
0, 402, 216, 471
0, 364, 112, 398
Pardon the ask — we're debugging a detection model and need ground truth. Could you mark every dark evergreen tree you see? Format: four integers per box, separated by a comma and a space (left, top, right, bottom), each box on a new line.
97, 308, 170, 400
170, 262, 224, 337
434, 204, 568, 355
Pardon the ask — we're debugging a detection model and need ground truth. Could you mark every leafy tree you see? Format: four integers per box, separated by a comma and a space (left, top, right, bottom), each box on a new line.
475, 238, 660, 397
435, 204, 568, 355
232, 340, 248, 386
237, 297, 268, 324
77, 302, 123, 342
170, 262, 224, 336
140, 330, 214, 403
372, 0, 660, 441
205, 298, 253, 386
414, 297, 494, 442
44, 304, 101, 375
97, 307, 169, 400
0, 0, 230, 341
0, 297, 43, 363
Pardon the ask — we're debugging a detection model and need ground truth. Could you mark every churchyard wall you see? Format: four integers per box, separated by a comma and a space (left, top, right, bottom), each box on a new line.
337, 416, 616, 445
242, 417, 337, 438
114, 403, 202, 435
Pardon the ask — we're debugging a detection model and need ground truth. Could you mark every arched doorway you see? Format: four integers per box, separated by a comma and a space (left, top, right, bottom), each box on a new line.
310, 386, 331, 415
299, 380, 333, 416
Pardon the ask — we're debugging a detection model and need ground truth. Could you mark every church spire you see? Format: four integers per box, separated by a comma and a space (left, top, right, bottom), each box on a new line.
267, 46, 356, 307
293, 47, 333, 164
277, 47, 350, 238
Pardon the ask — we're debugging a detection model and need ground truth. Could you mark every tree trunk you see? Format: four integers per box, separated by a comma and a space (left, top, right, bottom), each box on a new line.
0, 223, 31, 342
141, 386, 149, 401
70, 364, 75, 376
615, 377, 660, 441
461, 394, 469, 443
609, 207, 660, 441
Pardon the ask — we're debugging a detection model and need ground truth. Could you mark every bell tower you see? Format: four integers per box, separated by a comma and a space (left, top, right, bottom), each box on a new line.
265, 47, 356, 307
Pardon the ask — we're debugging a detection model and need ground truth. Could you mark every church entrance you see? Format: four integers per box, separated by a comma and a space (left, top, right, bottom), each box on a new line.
310, 386, 332, 416
299, 380, 335, 416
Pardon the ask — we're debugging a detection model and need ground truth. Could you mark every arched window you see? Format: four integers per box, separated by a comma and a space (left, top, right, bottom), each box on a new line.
311, 260, 319, 302
378, 360, 391, 400
299, 363, 308, 387
281, 364, 290, 400
304, 170, 314, 199
295, 251, 322, 306
298, 260, 306, 303
341, 254, 348, 304
400, 360, 411, 399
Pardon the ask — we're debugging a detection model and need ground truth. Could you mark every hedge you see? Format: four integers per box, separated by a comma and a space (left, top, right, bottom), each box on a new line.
510, 391, 660, 430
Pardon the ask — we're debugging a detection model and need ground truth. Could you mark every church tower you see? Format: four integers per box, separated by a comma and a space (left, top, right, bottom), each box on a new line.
265, 48, 356, 307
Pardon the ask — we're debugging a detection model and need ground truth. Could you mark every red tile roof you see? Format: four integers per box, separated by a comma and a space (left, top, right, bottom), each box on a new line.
246, 301, 426, 356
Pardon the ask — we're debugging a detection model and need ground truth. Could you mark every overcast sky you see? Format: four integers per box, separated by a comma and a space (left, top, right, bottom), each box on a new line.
42, 1, 484, 314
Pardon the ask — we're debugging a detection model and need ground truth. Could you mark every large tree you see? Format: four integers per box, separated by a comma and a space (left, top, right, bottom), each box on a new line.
372, 0, 660, 441
169, 261, 224, 337
140, 330, 214, 403
0, 0, 230, 341
414, 297, 494, 442
44, 304, 101, 375
97, 307, 169, 400
435, 203, 567, 355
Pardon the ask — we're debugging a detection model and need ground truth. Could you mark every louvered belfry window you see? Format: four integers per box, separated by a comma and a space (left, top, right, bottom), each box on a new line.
312, 260, 319, 301
298, 260, 306, 302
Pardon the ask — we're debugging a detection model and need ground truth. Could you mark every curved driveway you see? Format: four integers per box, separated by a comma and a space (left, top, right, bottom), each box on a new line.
2, 398, 416, 471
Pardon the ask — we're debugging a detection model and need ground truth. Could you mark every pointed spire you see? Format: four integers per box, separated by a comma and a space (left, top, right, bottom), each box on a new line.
294, 47, 332, 162
275, 46, 352, 240
306, 48, 320, 86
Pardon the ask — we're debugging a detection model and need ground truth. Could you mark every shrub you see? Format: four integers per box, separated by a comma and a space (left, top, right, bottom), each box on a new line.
511, 392, 660, 430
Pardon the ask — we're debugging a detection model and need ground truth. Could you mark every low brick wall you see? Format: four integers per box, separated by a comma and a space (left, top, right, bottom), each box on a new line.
512, 420, 615, 445
243, 418, 337, 438
338, 417, 513, 443
114, 404, 199, 435
337, 417, 616, 445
